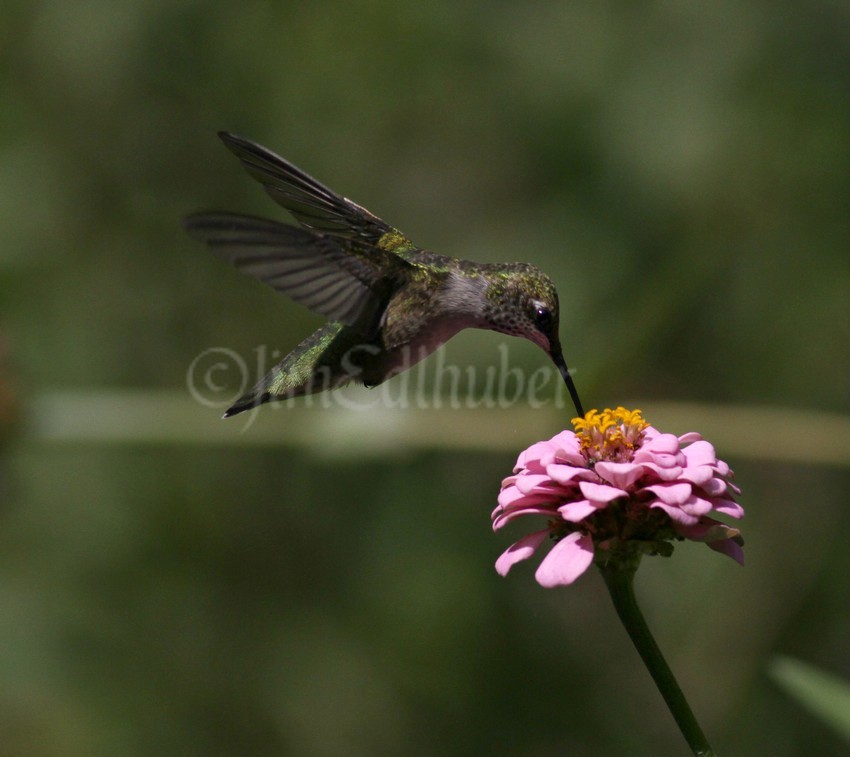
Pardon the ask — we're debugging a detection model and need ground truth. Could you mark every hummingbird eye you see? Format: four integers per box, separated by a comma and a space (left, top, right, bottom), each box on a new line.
533, 305, 553, 332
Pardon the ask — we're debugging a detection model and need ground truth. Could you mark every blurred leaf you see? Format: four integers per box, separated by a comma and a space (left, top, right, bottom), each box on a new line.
769, 656, 850, 741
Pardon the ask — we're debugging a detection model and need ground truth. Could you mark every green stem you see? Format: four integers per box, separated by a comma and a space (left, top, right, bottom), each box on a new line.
599, 558, 717, 757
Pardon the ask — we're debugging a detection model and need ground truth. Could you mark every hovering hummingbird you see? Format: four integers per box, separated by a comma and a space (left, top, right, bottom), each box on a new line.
184, 133, 584, 418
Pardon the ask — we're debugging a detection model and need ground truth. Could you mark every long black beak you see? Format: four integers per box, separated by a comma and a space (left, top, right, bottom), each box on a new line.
552, 350, 584, 418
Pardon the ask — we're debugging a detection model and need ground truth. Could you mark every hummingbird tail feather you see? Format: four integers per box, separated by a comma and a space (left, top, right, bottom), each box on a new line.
222, 379, 275, 418
222, 392, 271, 418
220, 323, 362, 419
221, 360, 299, 418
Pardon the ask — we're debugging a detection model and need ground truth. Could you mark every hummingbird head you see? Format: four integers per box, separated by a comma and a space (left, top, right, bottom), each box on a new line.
483, 264, 584, 417
482, 264, 563, 354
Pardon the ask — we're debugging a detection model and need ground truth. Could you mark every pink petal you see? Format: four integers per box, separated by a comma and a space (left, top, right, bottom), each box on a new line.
649, 451, 686, 468
492, 506, 558, 530
516, 473, 556, 495
549, 429, 581, 451
497, 485, 526, 508
514, 441, 556, 472
594, 461, 645, 490
515, 434, 583, 470
635, 434, 686, 469
680, 494, 714, 517
578, 480, 627, 504
534, 532, 595, 587
637, 432, 680, 456
682, 440, 717, 467
640, 463, 684, 481
552, 448, 587, 467
546, 463, 592, 485
713, 460, 730, 477
495, 529, 549, 576
537, 450, 558, 468
679, 466, 714, 486
649, 501, 699, 525
497, 487, 557, 509
707, 538, 745, 565
674, 517, 739, 542
557, 500, 598, 522
645, 482, 693, 506
543, 431, 581, 467
697, 476, 727, 497
675, 518, 745, 565
678, 432, 702, 444
711, 498, 745, 519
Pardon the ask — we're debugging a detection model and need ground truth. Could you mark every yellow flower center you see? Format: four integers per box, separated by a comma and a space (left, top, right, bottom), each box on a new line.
572, 407, 649, 463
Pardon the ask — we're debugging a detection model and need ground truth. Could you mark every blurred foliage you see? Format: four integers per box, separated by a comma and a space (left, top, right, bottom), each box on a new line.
769, 656, 850, 741
0, 0, 848, 755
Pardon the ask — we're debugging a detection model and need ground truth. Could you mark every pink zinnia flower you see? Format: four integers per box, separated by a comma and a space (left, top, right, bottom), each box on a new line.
493, 407, 744, 588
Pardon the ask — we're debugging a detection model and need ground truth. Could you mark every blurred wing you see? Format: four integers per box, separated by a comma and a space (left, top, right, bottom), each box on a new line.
218, 132, 416, 253
183, 212, 413, 335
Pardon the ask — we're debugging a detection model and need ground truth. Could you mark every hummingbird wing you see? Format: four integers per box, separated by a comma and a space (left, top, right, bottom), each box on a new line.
217, 132, 417, 254
183, 212, 414, 336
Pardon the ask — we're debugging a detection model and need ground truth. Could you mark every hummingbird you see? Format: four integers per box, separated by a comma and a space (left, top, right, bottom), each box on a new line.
184, 133, 584, 419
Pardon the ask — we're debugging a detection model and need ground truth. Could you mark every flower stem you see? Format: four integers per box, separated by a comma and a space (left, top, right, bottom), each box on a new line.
598, 559, 717, 757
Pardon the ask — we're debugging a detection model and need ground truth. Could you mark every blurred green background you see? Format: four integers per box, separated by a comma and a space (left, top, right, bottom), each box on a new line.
1, 1, 848, 755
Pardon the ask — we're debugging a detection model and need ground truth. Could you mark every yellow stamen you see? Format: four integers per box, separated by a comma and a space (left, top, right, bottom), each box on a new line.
571, 407, 649, 463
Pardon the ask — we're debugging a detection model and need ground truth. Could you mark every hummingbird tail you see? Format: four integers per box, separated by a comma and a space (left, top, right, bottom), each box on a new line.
221, 379, 274, 418
221, 358, 297, 418
220, 323, 360, 419
222, 391, 272, 418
